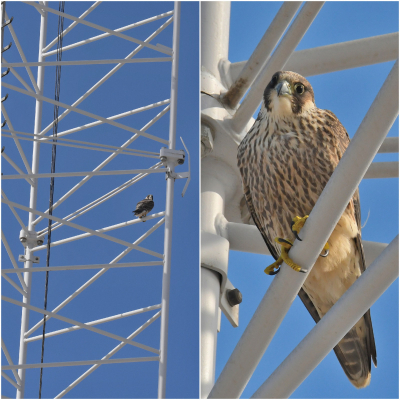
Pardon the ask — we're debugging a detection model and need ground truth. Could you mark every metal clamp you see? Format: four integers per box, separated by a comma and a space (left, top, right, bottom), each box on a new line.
18, 254, 40, 264
19, 229, 44, 248
159, 137, 191, 197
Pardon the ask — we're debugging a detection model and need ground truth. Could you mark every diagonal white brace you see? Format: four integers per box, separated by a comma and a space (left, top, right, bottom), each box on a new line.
2, 295, 160, 354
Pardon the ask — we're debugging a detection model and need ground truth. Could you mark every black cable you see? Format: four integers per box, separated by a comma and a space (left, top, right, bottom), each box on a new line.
39, 2, 65, 398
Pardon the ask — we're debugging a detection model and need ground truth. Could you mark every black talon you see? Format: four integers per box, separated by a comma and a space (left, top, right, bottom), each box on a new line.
277, 238, 293, 246
268, 267, 280, 275
320, 248, 329, 258
291, 220, 302, 241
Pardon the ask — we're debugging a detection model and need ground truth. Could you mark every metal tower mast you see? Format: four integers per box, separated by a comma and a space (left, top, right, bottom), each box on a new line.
2, 2, 190, 398
201, 2, 398, 398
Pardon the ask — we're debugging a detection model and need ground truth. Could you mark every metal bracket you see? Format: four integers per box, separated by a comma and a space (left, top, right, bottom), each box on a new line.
201, 231, 239, 327
19, 229, 44, 248
159, 137, 191, 197
1, 41, 11, 53
2, 15, 12, 29
18, 254, 40, 263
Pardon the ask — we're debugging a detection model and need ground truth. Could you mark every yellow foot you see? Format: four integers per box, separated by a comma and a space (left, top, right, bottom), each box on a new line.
291, 215, 330, 257
264, 237, 307, 275
291, 215, 309, 241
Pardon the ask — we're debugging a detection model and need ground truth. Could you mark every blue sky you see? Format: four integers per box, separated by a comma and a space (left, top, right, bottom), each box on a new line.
216, 2, 399, 399
1, 2, 198, 398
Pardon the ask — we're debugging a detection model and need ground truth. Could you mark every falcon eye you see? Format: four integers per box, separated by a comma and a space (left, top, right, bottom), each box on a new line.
271, 75, 278, 86
295, 83, 305, 94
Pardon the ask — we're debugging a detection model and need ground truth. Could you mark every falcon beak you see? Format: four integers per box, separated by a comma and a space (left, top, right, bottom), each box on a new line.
276, 80, 292, 97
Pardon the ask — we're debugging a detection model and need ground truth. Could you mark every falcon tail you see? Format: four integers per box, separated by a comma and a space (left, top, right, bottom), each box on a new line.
333, 310, 377, 388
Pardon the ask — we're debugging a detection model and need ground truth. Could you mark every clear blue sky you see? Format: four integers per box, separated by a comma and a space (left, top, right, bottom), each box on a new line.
1, 2, 198, 398
216, 2, 399, 399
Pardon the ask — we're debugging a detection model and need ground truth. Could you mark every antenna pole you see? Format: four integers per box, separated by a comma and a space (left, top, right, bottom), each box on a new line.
16, 2, 48, 398
158, 2, 180, 398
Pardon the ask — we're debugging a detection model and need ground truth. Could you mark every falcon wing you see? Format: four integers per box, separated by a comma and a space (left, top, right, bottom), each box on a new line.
243, 184, 280, 261
304, 110, 377, 378
134, 199, 154, 213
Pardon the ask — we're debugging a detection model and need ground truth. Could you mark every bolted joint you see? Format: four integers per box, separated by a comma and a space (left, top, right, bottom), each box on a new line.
19, 229, 40, 248
159, 148, 185, 169
226, 288, 242, 307
159, 148, 186, 180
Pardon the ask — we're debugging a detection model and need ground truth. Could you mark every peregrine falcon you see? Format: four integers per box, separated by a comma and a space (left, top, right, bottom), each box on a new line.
133, 194, 154, 221
237, 71, 377, 388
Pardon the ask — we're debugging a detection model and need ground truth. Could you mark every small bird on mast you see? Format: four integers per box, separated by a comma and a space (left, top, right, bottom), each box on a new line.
133, 194, 154, 222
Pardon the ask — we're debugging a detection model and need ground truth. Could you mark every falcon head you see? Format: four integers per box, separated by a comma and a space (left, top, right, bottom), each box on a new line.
263, 71, 315, 117
146, 194, 153, 200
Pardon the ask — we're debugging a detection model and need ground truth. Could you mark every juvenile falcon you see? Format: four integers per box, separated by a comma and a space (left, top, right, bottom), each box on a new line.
237, 71, 377, 388
133, 194, 154, 221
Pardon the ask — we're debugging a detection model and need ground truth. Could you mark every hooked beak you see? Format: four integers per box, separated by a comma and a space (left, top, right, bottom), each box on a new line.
276, 80, 291, 97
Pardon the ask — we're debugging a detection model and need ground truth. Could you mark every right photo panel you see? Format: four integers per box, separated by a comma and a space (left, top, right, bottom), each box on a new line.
200, 2, 399, 399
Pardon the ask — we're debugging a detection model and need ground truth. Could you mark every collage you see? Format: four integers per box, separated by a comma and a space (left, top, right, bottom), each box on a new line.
0, 1, 398, 399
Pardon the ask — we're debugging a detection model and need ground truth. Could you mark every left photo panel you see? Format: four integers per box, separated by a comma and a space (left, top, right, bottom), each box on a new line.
1, 2, 199, 399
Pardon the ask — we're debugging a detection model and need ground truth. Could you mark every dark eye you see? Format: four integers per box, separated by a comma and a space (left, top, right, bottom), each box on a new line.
271, 75, 278, 86
295, 83, 305, 94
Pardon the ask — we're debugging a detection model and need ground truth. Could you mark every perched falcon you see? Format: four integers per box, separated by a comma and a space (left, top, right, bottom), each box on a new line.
133, 194, 154, 221
237, 71, 377, 388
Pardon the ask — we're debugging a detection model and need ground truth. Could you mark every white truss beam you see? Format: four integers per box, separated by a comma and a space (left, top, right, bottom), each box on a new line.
38, 16, 173, 137
1, 230, 27, 291
363, 161, 398, 179
228, 32, 399, 82
2, 82, 169, 144
1, 105, 33, 175
37, 164, 163, 235
3, 295, 160, 354
4, 11, 39, 93
1, 152, 34, 186
1, 261, 162, 274
42, 1, 102, 53
1, 372, 21, 390
378, 136, 398, 153
43, 10, 174, 56
31, 104, 169, 227
208, 59, 398, 399
1, 190, 28, 231
2, 357, 160, 370
2, 130, 160, 158
231, 2, 324, 134
2, 57, 34, 93
252, 235, 398, 398
54, 100, 169, 138
1, 198, 163, 258
222, 2, 301, 108
25, 232, 163, 338
25, 306, 162, 342
3, 58, 172, 67
2, 168, 166, 180
55, 310, 162, 398
2, 275, 28, 297
25, 2, 173, 56
1, 339, 22, 386
158, 3, 181, 397
32, 216, 165, 252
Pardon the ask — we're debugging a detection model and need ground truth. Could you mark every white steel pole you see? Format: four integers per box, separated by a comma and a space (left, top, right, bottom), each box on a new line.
252, 235, 399, 399
16, 3, 48, 398
158, 2, 180, 398
222, 1, 302, 108
201, 2, 231, 399
208, 60, 398, 399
